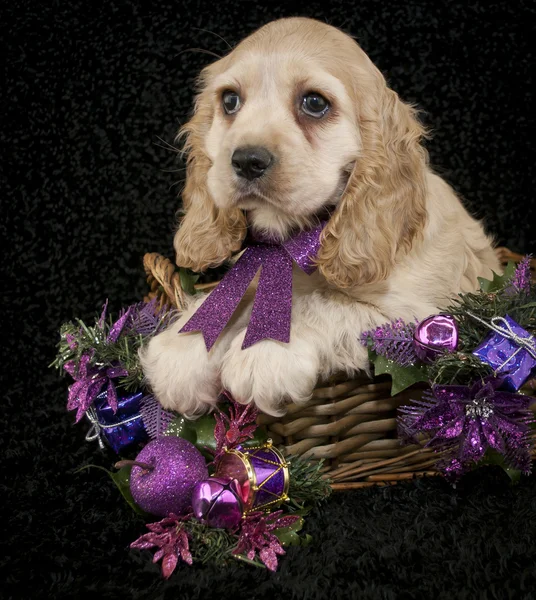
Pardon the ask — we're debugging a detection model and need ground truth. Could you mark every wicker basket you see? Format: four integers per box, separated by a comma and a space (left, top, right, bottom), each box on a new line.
143, 251, 536, 490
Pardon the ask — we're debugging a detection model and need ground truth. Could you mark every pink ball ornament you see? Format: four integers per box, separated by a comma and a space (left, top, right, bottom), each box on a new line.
129, 437, 208, 517
413, 315, 459, 363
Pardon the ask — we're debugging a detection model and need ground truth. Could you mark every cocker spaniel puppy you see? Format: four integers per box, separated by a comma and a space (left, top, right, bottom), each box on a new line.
140, 17, 500, 417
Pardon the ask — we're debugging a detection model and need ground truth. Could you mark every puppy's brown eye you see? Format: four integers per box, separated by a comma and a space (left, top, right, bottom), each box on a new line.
222, 91, 241, 115
302, 93, 330, 118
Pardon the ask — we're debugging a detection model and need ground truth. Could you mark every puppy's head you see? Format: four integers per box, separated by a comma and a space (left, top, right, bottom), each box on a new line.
175, 18, 428, 286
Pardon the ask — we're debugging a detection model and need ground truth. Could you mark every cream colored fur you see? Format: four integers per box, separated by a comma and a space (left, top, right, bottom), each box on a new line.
140, 18, 500, 417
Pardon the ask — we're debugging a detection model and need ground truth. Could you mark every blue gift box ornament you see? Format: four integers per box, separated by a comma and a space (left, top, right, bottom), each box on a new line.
473, 314, 536, 391
85, 390, 149, 453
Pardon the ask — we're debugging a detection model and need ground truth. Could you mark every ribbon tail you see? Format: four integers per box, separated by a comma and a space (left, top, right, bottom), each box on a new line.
180, 248, 263, 351
242, 249, 293, 349
283, 221, 325, 274
85, 407, 106, 450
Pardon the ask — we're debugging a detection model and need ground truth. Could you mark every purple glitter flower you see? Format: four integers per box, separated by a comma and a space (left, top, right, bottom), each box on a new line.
233, 510, 300, 571
398, 376, 534, 479
64, 352, 128, 422
130, 513, 193, 578
361, 319, 419, 366
64, 299, 172, 421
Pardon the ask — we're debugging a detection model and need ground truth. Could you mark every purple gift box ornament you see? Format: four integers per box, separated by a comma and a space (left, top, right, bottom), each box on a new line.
472, 313, 536, 391
214, 439, 290, 514
85, 390, 149, 453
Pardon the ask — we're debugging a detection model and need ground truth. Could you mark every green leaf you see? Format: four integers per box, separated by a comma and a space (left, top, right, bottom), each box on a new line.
164, 414, 217, 460
480, 449, 522, 485
193, 414, 219, 453
74, 464, 148, 515
242, 426, 269, 448
179, 268, 200, 296
272, 517, 312, 547
478, 261, 516, 293
111, 464, 151, 515
163, 416, 198, 444
372, 354, 428, 395
232, 554, 266, 568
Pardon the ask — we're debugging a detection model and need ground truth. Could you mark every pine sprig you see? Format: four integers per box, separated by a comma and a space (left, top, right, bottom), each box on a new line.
361, 319, 418, 366
183, 520, 238, 566
442, 279, 536, 354
424, 261, 535, 386
287, 455, 332, 510
427, 351, 493, 386
51, 300, 174, 391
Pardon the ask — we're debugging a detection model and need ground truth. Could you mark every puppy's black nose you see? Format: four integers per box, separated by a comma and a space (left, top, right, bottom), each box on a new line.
231, 146, 273, 180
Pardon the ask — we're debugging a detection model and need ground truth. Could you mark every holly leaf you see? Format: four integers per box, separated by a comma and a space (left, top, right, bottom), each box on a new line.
163, 416, 198, 444
179, 268, 200, 296
272, 517, 312, 547
478, 261, 516, 293
110, 464, 151, 515
372, 354, 428, 395
241, 426, 269, 448
75, 464, 148, 515
164, 414, 217, 460
480, 449, 522, 485
193, 414, 219, 454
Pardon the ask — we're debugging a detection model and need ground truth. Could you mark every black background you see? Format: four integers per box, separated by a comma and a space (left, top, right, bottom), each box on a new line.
2, 1, 535, 599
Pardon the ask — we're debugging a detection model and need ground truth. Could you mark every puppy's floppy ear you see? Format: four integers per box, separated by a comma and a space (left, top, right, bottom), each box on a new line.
174, 65, 246, 272
317, 71, 428, 288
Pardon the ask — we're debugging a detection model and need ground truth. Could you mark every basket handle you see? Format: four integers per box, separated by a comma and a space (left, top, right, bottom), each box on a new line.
143, 253, 189, 311
143, 253, 220, 311
143, 246, 533, 311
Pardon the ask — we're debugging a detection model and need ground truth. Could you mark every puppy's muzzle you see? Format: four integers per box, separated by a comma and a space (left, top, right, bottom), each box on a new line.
232, 146, 274, 181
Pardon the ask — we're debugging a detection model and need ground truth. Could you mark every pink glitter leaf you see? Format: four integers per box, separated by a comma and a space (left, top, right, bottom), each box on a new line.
259, 546, 280, 572
161, 553, 178, 579
130, 515, 193, 578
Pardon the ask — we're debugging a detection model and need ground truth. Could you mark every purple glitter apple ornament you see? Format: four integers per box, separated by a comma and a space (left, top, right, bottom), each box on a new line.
413, 315, 459, 363
129, 437, 208, 517
191, 477, 244, 529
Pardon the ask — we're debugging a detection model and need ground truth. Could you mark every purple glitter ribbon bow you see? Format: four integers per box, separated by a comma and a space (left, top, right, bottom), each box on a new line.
180, 223, 325, 350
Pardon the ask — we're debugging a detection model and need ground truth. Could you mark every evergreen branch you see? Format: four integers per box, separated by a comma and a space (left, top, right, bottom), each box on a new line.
50, 300, 175, 391
184, 521, 238, 566
428, 351, 493, 386
287, 455, 332, 510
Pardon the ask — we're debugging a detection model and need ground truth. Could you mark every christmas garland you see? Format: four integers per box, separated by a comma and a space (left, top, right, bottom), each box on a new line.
53, 257, 536, 576
52, 299, 331, 576
362, 256, 536, 481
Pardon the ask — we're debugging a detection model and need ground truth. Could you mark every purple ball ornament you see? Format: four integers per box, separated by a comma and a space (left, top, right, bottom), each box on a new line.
128, 437, 209, 517
413, 315, 459, 363
191, 477, 244, 529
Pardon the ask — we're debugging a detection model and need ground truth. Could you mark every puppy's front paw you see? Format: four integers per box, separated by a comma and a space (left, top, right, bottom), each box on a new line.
139, 322, 220, 418
221, 330, 320, 415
